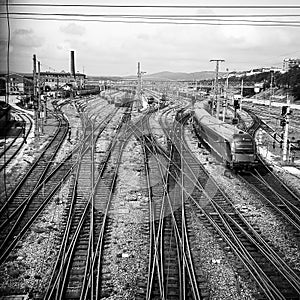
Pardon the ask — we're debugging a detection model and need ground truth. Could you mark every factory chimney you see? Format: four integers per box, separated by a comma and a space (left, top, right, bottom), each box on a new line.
70, 50, 76, 78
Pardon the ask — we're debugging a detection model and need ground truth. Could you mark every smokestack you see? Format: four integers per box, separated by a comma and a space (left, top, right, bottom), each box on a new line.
70, 50, 75, 78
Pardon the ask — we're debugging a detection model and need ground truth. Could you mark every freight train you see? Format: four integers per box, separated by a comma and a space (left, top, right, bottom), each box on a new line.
193, 107, 258, 169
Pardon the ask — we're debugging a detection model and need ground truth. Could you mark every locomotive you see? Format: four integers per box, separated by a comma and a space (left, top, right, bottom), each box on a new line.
193, 107, 258, 169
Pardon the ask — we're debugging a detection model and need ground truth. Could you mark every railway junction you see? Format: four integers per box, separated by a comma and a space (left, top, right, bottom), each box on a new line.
0, 90, 300, 300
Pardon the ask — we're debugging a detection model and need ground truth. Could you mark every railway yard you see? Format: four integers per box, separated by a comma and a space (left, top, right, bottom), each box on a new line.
0, 91, 300, 300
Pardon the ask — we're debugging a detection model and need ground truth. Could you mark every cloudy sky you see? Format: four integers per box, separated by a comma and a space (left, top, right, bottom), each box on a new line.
1, 0, 300, 76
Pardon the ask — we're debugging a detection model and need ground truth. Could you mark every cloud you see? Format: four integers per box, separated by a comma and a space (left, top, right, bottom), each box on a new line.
137, 33, 150, 40
60, 23, 86, 36
11, 28, 44, 49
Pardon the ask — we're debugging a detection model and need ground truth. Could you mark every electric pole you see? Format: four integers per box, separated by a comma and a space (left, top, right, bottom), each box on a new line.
38, 61, 44, 134
282, 94, 290, 162
222, 68, 229, 122
269, 71, 274, 120
210, 59, 224, 119
33, 54, 39, 137
137, 62, 146, 110
137, 62, 141, 105
240, 78, 244, 111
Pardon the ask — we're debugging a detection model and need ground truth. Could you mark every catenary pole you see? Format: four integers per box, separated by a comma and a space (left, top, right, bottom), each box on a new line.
33, 54, 39, 137
282, 94, 290, 162
210, 59, 224, 119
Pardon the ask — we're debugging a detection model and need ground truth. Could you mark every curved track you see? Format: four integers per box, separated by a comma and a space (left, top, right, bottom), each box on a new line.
157, 104, 300, 299
0, 112, 33, 172
44, 104, 133, 299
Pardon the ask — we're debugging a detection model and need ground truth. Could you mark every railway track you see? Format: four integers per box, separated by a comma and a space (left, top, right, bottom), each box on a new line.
239, 159, 300, 231
238, 105, 300, 233
0, 104, 118, 266
44, 105, 133, 299
0, 110, 69, 261
0, 112, 33, 173
127, 111, 203, 299
0, 110, 68, 207
156, 105, 300, 299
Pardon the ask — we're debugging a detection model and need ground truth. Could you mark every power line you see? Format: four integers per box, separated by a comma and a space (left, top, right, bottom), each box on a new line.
3, 12, 300, 24
3, 11, 300, 18
4, 3, 300, 9
2, 15, 300, 27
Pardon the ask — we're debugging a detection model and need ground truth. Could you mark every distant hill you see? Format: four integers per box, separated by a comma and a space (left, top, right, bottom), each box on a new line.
87, 75, 123, 81
124, 71, 223, 81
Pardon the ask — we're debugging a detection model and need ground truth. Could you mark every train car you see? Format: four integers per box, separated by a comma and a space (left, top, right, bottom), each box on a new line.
193, 107, 257, 169
114, 94, 133, 108
76, 86, 100, 97
0, 101, 12, 135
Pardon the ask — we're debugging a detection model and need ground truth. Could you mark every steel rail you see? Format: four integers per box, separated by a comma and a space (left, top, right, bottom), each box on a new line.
45, 105, 134, 299
256, 156, 300, 201
0, 113, 33, 172
131, 114, 201, 299
43, 132, 90, 299
82, 116, 131, 299
142, 139, 165, 299
159, 106, 298, 298
246, 170, 300, 225
80, 109, 139, 298
46, 124, 113, 297
158, 108, 285, 298
0, 108, 116, 223
0, 110, 68, 210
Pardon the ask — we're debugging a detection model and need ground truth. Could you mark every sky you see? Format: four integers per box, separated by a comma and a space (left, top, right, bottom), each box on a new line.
1, 0, 300, 76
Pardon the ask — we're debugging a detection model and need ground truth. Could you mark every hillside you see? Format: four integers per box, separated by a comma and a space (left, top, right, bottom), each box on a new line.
124, 71, 223, 81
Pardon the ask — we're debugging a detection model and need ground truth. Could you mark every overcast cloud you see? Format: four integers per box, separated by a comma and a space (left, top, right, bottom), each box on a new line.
1, 0, 300, 76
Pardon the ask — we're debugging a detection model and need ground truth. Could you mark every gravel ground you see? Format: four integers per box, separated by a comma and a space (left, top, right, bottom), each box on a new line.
52, 103, 83, 164
187, 205, 258, 300
0, 177, 72, 297
101, 137, 149, 299
0, 112, 60, 204
149, 112, 168, 151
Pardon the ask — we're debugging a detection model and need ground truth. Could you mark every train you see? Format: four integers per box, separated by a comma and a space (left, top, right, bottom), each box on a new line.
76, 86, 100, 97
0, 101, 25, 137
0, 100, 12, 135
193, 106, 258, 169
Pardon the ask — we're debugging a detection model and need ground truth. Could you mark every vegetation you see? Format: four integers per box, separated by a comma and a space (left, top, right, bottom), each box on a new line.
229, 66, 300, 101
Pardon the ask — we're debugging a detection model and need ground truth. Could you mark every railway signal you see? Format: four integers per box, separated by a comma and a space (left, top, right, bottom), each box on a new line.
282, 95, 291, 162
281, 105, 288, 116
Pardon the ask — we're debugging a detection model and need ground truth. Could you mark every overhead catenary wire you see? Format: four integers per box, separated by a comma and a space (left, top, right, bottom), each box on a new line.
4, 3, 300, 9
2, 15, 300, 27
3, 12, 300, 25
3, 12, 300, 18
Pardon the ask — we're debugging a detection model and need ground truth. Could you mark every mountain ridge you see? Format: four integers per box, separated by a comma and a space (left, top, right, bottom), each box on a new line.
124, 70, 224, 81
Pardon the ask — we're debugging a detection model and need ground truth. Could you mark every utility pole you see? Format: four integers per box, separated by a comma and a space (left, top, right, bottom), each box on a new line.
38, 61, 44, 134
137, 62, 146, 110
210, 59, 224, 119
282, 94, 290, 162
137, 62, 141, 105
269, 71, 274, 120
240, 78, 244, 111
33, 54, 39, 137
222, 69, 229, 122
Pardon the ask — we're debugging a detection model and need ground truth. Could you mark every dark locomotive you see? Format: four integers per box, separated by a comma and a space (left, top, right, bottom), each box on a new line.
193, 107, 258, 169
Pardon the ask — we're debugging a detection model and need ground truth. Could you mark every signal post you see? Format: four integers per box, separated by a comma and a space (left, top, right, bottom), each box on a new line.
282, 95, 291, 162
210, 59, 224, 119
